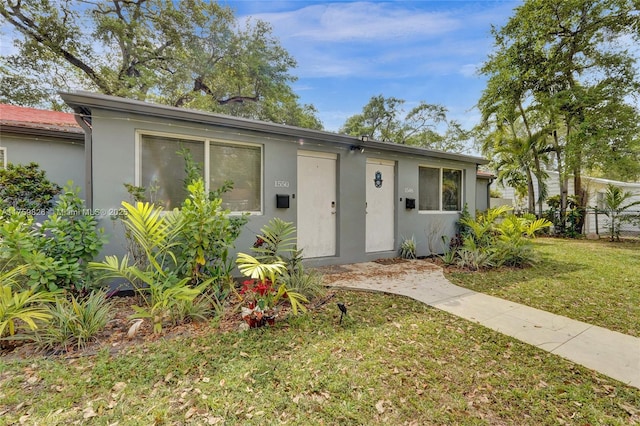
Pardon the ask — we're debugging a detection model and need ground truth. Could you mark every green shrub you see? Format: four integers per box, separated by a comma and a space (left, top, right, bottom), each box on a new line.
0, 162, 61, 213
0, 182, 106, 293
448, 206, 552, 270
176, 180, 247, 287
36, 291, 113, 351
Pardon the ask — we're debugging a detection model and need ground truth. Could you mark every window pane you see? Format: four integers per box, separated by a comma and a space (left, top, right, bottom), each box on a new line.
442, 169, 462, 211
140, 135, 204, 209
210, 142, 261, 212
419, 167, 440, 210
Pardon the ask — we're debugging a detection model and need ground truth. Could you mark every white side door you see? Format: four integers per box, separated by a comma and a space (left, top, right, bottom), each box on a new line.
297, 151, 337, 258
366, 158, 395, 252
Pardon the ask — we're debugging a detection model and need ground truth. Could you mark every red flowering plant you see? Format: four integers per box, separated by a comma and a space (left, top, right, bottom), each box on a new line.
236, 256, 308, 328
239, 278, 279, 327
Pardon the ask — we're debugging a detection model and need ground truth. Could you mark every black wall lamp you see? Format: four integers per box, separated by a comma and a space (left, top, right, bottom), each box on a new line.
350, 145, 365, 153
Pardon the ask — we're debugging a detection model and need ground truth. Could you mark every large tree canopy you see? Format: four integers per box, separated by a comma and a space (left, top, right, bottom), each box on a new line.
340, 95, 472, 153
0, 0, 322, 128
478, 0, 640, 229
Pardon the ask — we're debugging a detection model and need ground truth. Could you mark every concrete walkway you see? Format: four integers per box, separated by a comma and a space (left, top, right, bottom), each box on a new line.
320, 260, 640, 390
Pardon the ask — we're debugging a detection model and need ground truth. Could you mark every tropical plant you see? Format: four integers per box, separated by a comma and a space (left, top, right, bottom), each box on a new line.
176, 180, 247, 287
399, 236, 417, 259
479, 0, 640, 231
0, 266, 58, 343
236, 252, 309, 317
89, 201, 208, 334
282, 267, 324, 301
545, 195, 584, 238
251, 217, 324, 300
36, 291, 113, 351
448, 206, 552, 270
251, 218, 298, 263
601, 184, 640, 241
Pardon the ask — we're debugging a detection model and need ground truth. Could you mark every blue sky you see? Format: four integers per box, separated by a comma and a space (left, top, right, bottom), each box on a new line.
0, 0, 521, 141
222, 0, 521, 136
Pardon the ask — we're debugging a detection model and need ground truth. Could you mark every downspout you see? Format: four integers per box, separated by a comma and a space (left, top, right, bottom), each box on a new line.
73, 110, 93, 209
486, 176, 494, 211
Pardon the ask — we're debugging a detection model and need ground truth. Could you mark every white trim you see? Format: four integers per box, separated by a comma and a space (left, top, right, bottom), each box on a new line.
207, 138, 264, 215
367, 157, 395, 166
297, 150, 337, 160
417, 165, 464, 213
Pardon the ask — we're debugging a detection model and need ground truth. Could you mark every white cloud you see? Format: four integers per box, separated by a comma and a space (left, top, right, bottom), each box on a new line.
254, 2, 460, 43
239, 1, 511, 81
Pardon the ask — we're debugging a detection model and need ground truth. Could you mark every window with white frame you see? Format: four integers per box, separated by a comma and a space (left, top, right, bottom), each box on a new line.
418, 166, 463, 211
209, 142, 261, 212
138, 133, 262, 213
0, 147, 6, 169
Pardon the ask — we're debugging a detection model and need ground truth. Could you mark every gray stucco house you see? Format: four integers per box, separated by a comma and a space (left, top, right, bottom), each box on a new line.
0, 104, 85, 192
57, 91, 488, 266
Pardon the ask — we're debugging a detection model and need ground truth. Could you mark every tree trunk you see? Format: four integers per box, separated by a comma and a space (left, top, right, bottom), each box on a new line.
526, 169, 535, 214
573, 170, 587, 235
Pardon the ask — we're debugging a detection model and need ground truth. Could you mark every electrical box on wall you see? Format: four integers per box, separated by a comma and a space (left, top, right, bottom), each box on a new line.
276, 194, 290, 209
405, 198, 416, 209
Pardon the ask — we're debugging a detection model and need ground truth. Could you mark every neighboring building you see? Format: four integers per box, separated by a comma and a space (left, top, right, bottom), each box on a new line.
59, 91, 489, 265
0, 104, 85, 191
475, 170, 495, 212
493, 171, 640, 235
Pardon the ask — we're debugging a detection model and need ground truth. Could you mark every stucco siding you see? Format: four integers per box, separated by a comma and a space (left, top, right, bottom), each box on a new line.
0, 132, 85, 195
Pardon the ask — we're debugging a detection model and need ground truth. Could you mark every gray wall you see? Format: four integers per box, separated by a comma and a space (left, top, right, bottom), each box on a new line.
0, 132, 85, 196
89, 108, 479, 266
476, 177, 491, 212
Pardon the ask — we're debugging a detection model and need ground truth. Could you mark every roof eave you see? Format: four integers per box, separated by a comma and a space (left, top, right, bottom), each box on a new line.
0, 123, 84, 142
60, 91, 488, 165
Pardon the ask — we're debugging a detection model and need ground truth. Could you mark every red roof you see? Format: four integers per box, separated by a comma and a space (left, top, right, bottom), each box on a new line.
0, 104, 82, 134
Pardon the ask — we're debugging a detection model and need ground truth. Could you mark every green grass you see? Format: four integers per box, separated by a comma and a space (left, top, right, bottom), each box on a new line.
446, 237, 640, 337
1, 290, 640, 425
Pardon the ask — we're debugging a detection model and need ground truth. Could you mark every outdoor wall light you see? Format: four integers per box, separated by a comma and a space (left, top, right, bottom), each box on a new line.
360, 135, 369, 142
349, 145, 365, 153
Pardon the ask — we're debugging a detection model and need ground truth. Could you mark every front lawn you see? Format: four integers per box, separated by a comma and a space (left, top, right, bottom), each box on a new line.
446, 238, 640, 337
1, 290, 639, 425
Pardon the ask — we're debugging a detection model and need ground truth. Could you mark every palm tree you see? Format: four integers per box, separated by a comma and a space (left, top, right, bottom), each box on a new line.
601, 184, 640, 241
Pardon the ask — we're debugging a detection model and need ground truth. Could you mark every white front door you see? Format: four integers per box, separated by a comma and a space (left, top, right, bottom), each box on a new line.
297, 151, 337, 258
366, 159, 395, 252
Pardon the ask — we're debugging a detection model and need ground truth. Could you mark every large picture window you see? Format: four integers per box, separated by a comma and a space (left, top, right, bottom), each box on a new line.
418, 166, 463, 211
140, 135, 204, 210
139, 133, 262, 213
